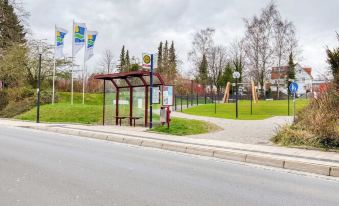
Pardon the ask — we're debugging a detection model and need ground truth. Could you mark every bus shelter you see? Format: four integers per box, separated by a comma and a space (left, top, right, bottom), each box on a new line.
94, 70, 165, 127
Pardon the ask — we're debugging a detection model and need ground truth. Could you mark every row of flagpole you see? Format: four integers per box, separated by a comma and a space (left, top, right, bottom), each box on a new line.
52, 21, 98, 105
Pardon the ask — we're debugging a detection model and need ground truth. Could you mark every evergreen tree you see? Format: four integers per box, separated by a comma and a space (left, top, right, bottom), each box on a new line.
168, 41, 177, 81
156, 41, 163, 73
163, 40, 169, 71
198, 54, 208, 85
326, 33, 339, 87
0, 0, 26, 49
220, 62, 233, 87
287, 52, 296, 94
125, 50, 130, 71
119, 45, 126, 72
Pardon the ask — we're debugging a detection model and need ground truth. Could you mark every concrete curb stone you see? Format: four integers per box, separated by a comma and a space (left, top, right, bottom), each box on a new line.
186, 146, 214, 157
330, 167, 339, 177
213, 150, 247, 162
245, 155, 284, 168
284, 161, 331, 176
123, 138, 143, 146
141, 140, 163, 149
162, 143, 187, 153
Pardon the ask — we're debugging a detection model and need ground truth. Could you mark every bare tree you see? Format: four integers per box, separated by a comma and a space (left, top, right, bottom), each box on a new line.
244, 2, 279, 96
229, 38, 246, 82
273, 19, 296, 99
208, 45, 227, 91
100, 49, 114, 74
188, 27, 215, 77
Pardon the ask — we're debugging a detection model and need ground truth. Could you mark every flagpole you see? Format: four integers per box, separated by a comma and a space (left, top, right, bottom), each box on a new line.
82, 29, 87, 105
82, 59, 85, 105
52, 25, 56, 105
71, 20, 74, 105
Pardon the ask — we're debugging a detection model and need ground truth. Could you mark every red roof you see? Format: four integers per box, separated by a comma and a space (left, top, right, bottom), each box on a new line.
271, 66, 312, 79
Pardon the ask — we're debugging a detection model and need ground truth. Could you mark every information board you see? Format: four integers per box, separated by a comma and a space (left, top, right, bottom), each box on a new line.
152, 86, 160, 104
163, 85, 174, 106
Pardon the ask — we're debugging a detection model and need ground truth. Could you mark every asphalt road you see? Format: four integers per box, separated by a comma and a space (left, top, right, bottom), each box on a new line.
1, 125, 338, 206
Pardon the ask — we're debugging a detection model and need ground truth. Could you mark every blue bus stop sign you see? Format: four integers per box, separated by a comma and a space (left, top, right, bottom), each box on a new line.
289, 82, 298, 94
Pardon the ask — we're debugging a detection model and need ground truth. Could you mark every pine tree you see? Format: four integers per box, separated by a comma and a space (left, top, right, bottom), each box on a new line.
198, 54, 208, 85
125, 50, 130, 71
168, 41, 177, 81
326, 33, 339, 87
163, 40, 169, 71
119, 45, 126, 72
156, 41, 163, 73
287, 52, 296, 94
0, 0, 26, 49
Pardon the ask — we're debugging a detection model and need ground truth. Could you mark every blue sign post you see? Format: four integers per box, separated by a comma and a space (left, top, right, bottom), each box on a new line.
289, 82, 298, 122
150, 54, 154, 129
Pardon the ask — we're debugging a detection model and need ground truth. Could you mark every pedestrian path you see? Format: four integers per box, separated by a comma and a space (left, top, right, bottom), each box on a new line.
171, 111, 292, 145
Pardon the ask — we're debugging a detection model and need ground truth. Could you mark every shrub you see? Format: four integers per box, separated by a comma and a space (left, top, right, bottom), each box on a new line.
0, 90, 9, 110
273, 85, 339, 149
7, 87, 34, 102
0, 97, 35, 118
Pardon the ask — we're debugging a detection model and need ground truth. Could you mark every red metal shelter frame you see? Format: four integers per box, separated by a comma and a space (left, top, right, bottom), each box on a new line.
94, 70, 165, 127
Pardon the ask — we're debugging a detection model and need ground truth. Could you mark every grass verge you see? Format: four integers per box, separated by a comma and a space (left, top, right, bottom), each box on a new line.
182, 99, 309, 120
150, 117, 221, 136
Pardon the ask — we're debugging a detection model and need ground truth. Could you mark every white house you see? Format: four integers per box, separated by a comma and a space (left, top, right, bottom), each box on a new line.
270, 64, 313, 96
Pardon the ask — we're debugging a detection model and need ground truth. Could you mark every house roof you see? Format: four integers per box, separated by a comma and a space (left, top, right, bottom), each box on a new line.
271, 66, 312, 80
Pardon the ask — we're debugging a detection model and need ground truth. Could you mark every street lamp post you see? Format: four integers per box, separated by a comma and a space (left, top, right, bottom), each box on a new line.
233, 71, 241, 119
36, 44, 43, 123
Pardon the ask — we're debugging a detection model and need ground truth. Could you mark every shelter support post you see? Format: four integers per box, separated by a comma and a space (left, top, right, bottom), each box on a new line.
102, 80, 106, 125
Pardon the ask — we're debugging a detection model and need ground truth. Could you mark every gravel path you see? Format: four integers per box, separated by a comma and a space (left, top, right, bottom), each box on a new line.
171, 111, 293, 145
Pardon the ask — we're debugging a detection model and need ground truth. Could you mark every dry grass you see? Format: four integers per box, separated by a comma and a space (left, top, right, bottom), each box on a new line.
273, 85, 339, 149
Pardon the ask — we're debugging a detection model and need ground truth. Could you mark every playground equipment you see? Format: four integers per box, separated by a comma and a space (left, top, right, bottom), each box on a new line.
222, 80, 259, 103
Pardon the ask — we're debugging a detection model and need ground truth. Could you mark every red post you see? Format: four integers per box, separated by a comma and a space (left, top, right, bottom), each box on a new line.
145, 85, 149, 127
116, 88, 119, 125
129, 87, 133, 126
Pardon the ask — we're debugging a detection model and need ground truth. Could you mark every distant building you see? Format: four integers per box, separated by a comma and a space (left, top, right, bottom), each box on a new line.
270, 64, 313, 96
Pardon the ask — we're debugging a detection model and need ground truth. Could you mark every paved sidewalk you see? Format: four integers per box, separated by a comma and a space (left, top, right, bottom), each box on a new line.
171, 111, 292, 145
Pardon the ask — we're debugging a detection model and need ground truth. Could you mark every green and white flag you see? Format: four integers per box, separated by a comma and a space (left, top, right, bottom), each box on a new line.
54, 26, 68, 59
72, 22, 86, 56
85, 31, 98, 61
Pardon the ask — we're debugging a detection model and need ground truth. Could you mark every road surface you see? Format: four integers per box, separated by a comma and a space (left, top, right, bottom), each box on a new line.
0, 125, 338, 206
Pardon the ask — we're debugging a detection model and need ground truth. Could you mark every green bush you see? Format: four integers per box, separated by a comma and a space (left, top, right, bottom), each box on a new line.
0, 90, 9, 110
7, 87, 34, 102
0, 97, 35, 118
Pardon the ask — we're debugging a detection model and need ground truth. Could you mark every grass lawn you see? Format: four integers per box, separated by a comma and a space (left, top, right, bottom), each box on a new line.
183, 99, 309, 120
16, 92, 217, 136
150, 117, 220, 136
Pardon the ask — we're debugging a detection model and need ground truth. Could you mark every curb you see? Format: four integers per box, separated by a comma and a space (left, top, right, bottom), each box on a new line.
29, 126, 339, 178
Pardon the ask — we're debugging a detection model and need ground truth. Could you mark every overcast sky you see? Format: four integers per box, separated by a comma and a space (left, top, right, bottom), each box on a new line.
23, 0, 338, 78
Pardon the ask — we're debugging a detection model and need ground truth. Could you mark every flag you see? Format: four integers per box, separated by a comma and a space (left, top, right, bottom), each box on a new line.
72, 22, 86, 56
54, 26, 68, 59
85, 31, 98, 61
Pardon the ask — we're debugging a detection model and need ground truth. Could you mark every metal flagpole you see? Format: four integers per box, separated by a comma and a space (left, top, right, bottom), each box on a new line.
52, 25, 56, 105
71, 20, 74, 105
82, 29, 87, 105
82, 58, 85, 104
